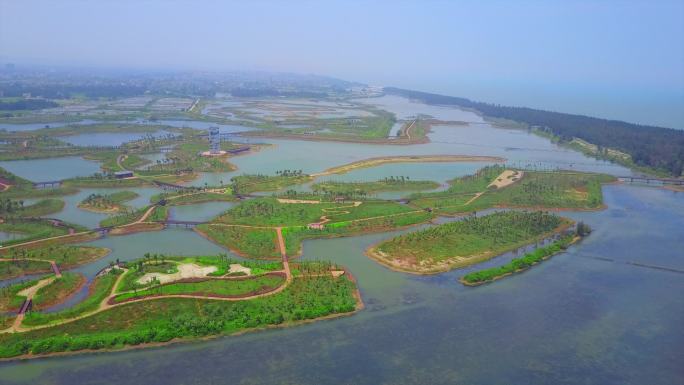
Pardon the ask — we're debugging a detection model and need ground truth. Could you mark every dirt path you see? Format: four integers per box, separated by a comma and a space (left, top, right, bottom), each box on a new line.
134, 205, 158, 224
275, 227, 292, 282
16, 276, 55, 299
116, 154, 127, 171
404, 119, 416, 141
463, 192, 484, 206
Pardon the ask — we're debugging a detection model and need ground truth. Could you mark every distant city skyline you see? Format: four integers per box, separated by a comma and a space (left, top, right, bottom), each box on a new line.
1, 0, 683, 128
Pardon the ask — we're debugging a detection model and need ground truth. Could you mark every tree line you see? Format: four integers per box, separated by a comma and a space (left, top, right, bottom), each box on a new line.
387, 87, 684, 176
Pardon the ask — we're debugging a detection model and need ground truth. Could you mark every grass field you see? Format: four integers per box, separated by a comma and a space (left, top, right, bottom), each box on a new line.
196, 225, 280, 259
371, 211, 572, 273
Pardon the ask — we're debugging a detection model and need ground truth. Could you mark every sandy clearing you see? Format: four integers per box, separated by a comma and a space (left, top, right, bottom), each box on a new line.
228, 263, 251, 276
488, 170, 523, 189
331, 270, 345, 278
137, 263, 218, 285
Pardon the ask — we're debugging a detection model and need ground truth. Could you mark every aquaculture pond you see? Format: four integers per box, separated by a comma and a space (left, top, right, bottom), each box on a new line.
0, 96, 681, 385
0, 156, 101, 182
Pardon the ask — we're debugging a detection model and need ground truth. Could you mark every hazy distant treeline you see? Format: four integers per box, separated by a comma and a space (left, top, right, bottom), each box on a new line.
386, 87, 684, 177
0, 98, 58, 110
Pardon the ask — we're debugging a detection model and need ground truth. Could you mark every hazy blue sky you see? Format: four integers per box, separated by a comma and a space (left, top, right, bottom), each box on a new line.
1, 0, 683, 128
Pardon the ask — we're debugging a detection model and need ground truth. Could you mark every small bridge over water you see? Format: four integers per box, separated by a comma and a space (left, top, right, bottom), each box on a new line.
152, 180, 197, 192
93, 226, 114, 235
50, 261, 61, 277
618, 176, 684, 186
152, 180, 200, 191
18, 299, 32, 315
162, 220, 206, 228
33, 180, 63, 188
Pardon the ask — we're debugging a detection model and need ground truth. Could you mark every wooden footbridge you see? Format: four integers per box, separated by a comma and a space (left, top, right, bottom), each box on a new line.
33, 180, 63, 188
152, 180, 197, 192
618, 176, 684, 186
162, 220, 206, 228
18, 299, 32, 315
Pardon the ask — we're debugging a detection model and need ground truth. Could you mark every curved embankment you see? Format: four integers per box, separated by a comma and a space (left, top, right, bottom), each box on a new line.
311, 155, 505, 177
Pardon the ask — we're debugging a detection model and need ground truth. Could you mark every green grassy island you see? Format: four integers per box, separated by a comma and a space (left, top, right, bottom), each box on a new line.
0, 198, 65, 218
368, 211, 573, 274
78, 191, 139, 213
0, 254, 361, 360
460, 234, 580, 286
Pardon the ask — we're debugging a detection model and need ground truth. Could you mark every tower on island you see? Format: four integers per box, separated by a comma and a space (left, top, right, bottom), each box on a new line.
209, 126, 220, 154
201, 126, 227, 156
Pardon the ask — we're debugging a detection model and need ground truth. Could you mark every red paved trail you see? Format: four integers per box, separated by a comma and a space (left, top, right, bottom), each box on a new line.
275, 227, 292, 281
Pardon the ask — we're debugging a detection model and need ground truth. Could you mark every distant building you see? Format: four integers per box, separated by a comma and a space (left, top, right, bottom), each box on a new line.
307, 222, 325, 230
114, 171, 134, 179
